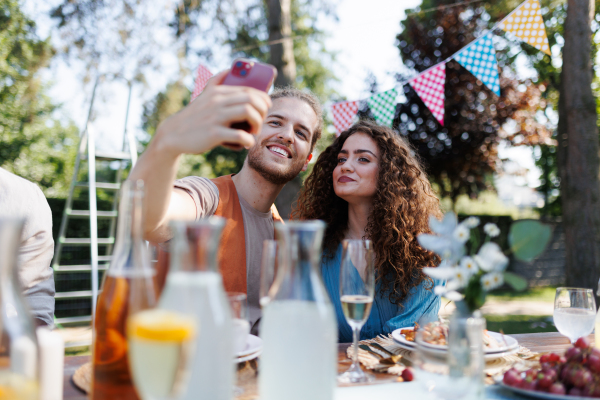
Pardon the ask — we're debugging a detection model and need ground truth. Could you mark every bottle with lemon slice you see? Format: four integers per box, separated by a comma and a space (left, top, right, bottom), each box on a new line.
128, 309, 197, 400
91, 181, 158, 400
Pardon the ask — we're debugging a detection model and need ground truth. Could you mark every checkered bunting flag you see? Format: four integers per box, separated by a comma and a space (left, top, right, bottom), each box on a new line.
453, 33, 501, 96
498, 0, 551, 55
191, 64, 213, 101
367, 89, 398, 128
409, 63, 446, 126
331, 100, 359, 136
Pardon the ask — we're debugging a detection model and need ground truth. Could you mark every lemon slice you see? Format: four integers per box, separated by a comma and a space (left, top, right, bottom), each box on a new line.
128, 309, 196, 342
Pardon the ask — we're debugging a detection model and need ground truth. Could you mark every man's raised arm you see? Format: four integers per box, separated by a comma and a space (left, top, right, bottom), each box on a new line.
128, 70, 271, 243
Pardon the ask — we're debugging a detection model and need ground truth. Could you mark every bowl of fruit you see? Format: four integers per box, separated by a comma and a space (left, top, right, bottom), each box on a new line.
501, 337, 600, 399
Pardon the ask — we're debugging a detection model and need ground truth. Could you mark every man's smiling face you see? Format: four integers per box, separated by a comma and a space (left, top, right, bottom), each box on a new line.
247, 97, 318, 185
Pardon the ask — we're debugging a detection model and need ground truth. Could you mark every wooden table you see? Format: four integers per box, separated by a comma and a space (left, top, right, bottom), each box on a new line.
62, 332, 588, 400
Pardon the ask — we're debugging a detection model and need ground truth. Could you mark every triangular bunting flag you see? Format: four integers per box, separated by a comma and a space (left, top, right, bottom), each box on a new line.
331, 100, 359, 136
498, 0, 550, 55
453, 33, 501, 96
409, 63, 446, 126
367, 89, 398, 127
191, 65, 213, 101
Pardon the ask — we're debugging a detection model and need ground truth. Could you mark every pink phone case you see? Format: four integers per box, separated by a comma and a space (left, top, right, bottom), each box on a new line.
222, 59, 277, 92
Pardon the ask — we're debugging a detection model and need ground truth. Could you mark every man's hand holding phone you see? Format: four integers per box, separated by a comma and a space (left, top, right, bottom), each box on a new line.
154, 68, 272, 158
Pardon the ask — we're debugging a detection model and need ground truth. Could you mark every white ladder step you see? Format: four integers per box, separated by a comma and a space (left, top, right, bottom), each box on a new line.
75, 182, 121, 190
60, 238, 115, 245
83, 150, 131, 161
54, 316, 93, 325
55, 290, 100, 299
67, 210, 118, 218
54, 265, 109, 272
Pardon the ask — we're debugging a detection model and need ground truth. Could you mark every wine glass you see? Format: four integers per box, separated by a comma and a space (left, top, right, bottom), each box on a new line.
553, 287, 596, 343
259, 240, 278, 307
337, 239, 375, 384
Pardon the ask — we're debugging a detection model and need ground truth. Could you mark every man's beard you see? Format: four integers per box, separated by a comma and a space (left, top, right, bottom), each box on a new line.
247, 139, 305, 185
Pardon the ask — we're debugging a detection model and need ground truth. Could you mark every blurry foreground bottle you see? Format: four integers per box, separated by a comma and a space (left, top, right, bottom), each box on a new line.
0, 219, 39, 400
259, 221, 337, 400
159, 218, 234, 400
91, 180, 157, 400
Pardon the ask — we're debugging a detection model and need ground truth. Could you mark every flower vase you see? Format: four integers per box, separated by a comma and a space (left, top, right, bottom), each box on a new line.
447, 301, 485, 400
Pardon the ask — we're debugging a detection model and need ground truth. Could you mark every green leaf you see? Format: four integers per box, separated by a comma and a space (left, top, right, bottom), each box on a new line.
508, 220, 552, 262
503, 272, 528, 292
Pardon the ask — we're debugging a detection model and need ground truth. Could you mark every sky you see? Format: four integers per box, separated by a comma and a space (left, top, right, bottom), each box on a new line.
29, 0, 542, 205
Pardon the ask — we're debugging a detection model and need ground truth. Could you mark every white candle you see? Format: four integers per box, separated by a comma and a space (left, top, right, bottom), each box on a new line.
37, 327, 64, 400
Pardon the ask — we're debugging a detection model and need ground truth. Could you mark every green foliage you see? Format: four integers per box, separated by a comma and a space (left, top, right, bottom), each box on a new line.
485, 315, 555, 334
509, 219, 552, 261
0, 0, 78, 197
503, 271, 528, 292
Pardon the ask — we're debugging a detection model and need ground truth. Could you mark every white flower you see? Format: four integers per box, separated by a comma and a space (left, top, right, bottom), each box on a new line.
433, 284, 464, 302
473, 242, 509, 272
429, 212, 458, 236
460, 256, 478, 276
464, 217, 480, 228
452, 268, 470, 287
481, 271, 504, 291
419, 212, 466, 263
453, 223, 470, 244
484, 223, 500, 237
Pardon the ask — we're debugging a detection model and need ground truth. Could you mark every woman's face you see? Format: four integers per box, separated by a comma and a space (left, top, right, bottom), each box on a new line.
332, 132, 380, 205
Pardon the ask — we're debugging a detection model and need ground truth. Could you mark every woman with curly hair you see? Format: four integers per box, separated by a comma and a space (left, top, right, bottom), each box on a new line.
292, 120, 443, 341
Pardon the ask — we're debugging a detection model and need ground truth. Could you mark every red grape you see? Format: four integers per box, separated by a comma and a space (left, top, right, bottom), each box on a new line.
401, 367, 414, 382
503, 369, 522, 387
549, 382, 566, 395
575, 336, 592, 349
519, 379, 537, 391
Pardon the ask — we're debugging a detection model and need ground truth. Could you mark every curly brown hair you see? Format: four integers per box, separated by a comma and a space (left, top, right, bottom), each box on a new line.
292, 120, 442, 305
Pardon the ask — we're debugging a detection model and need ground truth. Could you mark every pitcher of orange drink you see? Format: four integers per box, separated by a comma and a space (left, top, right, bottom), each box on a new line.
0, 219, 39, 400
91, 180, 157, 400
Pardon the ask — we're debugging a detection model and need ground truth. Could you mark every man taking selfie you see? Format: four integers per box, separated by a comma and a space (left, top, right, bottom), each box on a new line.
128, 69, 323, 329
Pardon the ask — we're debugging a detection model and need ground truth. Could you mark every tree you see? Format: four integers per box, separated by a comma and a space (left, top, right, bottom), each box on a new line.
394, 0, 552, 203
52, 0, 337, 218
1, 0, 78, 197
557, 0, 600, 288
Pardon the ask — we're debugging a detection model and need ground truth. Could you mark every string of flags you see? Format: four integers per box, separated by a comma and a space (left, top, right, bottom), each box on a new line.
191, 65, 213, 101
331, 0, 551, 135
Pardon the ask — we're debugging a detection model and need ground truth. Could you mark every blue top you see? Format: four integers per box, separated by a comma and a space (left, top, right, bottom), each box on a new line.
321, 244, 441, 342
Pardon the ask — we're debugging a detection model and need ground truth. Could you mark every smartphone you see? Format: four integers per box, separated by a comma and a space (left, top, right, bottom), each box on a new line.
222, 58, 277, 92
221, 59, 277, 140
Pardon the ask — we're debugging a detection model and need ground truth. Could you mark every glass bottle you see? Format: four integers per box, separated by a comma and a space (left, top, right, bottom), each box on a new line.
159, 217, 234, 400
91, 180, 157, 400
259, 220, 337, 400
0, 218, 39, 400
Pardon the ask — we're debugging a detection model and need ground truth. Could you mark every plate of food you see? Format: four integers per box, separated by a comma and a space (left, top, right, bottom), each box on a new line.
498, 337, 600, 400
391, 322, 519, 354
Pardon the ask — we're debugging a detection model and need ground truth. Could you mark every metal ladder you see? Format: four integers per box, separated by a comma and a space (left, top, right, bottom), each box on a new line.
53, 76, 138, 326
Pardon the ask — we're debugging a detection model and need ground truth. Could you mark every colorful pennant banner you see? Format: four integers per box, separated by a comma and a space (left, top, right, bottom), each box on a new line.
367, 89, 398, 128
331, 101, 359, 136
498, 0, 550, 55
328, 0, 551, 134
191, 65, 213, 101
409, 63, 446, 126
453, 32, 500, 96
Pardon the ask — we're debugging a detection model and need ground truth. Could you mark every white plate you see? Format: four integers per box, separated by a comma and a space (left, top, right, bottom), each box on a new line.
498, 382, 596, 400
236, 334, 262, 358
236, 348, 262, 363
391, 327, 519, 357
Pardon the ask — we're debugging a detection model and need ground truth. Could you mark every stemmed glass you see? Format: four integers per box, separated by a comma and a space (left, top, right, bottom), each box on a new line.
337, 239, 375, 384
553, 287, 596, 344
259, 240, 279, 307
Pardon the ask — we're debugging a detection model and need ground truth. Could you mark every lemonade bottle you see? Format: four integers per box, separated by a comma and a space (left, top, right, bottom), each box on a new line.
127, 309, 196, 400
91, 181, 157, 400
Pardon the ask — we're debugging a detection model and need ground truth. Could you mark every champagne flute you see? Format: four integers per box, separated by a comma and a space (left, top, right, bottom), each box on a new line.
259, 240, 278, 307
337, 239, 375, 384
553, 287, 596, 344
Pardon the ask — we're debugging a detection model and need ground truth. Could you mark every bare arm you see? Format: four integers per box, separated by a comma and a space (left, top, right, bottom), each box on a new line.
128, 70, 271, 242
